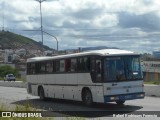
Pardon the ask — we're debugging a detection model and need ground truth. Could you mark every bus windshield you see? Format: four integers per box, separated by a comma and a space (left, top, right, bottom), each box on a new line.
104, 56, 142, 82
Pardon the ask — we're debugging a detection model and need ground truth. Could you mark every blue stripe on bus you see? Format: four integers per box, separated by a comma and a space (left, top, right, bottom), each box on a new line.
104, 92, 145, 102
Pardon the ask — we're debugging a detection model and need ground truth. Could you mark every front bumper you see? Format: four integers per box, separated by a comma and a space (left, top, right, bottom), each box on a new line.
104, 92, 145, 102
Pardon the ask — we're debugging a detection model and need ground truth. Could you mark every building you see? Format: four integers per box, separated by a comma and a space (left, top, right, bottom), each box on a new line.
153, 50, 160, 58
143, 60, 160, 81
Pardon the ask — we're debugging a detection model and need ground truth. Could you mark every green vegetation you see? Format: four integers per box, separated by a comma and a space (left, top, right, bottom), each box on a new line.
0, 65, 19, 78
144, 81, 160, 85
0, 31, 51, 50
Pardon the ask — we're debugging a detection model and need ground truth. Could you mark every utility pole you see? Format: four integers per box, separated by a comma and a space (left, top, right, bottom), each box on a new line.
35, 0, 46, 46
2, 1, 5, 31
43, 30, 58, 52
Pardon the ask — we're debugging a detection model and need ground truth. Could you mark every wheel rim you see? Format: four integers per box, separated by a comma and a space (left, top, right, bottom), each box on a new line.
84, 90, 92, 106
40, 88, 44, 99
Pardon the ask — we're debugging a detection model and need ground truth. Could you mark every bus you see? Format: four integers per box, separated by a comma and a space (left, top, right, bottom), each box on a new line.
26, 49, 145, 106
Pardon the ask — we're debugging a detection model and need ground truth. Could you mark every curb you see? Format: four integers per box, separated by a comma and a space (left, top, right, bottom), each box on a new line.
0, 81, 26, 88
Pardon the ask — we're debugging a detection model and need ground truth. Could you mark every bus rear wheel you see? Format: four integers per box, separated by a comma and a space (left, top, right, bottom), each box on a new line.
82, 89, 93, 106
39, 87, 45, 100
116, 101, 125, 105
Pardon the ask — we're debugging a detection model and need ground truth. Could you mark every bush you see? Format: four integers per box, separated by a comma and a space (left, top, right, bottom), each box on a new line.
0, 65, 19, 78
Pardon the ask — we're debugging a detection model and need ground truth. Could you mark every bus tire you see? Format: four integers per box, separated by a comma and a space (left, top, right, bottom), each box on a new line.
82, 89, 93, 106
39, 87, 45, 100
116, 101, 125, 105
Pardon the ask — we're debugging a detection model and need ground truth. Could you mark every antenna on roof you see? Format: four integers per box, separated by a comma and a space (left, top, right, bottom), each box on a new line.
2, 1, 5, 31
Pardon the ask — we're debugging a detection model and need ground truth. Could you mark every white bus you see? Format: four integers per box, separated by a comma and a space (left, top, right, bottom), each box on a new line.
26, 49, 144, 106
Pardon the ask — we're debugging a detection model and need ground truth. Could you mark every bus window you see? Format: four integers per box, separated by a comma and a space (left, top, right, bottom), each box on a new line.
65, 59, 71, 72
46, 61, 53, 73
27, 63, 35, 74
105, 58, 125, 81
104, 56, 142, 82
71, 59, 77, 72
40, 62, 46, 74
96, 60, 102, 81
60, 60, 65, 72
78, 57, 90, 72
55, 60, 60, 72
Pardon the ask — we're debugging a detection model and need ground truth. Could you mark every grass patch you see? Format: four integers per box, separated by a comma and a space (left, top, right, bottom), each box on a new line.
144, 81, 160, 85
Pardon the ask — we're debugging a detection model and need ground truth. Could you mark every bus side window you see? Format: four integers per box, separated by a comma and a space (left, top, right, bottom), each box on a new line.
55, 60, 60, 72
80, 58, 85, 71
60, 60, 65, 72
65, 59, 71, 72
96, 60, 102, 81
27, 63, 34, 74
90, 58, 96, 82
71, 59, 77, 72
78, 57, 90, 72
40, 62, 46, 74
46, 61, 53, 73
30, 63, 36, 74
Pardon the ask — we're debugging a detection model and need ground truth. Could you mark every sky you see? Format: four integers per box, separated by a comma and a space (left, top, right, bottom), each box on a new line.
1, 0, 160, 53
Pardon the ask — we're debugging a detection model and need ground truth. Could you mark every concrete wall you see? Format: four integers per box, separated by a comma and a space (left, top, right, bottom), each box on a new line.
0, 81, 26, 88
144, 84, 160, 97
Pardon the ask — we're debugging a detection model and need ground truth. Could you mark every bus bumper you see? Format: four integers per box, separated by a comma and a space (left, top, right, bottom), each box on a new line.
104, 92, 145, 103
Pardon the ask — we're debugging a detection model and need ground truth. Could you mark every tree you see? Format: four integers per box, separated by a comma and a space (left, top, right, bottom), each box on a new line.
0, 65, 19, 77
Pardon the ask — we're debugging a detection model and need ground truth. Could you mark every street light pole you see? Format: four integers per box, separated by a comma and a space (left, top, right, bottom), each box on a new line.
42, 30, 58, 52
35, 0, 46, 46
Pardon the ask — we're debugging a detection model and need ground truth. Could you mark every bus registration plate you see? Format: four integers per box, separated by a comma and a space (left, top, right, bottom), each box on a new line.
125, 95, 132, 99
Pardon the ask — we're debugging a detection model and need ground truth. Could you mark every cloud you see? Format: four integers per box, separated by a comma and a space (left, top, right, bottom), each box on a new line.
118, 12, 160, 31
1, 0, 160, 53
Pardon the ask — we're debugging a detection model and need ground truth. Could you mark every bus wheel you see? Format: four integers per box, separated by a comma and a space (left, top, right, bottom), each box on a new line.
39, 87, 45, 100
116, 101, 125, 105
83, 89, 93, 106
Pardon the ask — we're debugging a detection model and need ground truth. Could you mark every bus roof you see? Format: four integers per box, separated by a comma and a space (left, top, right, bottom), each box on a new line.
27, 49, 139, 62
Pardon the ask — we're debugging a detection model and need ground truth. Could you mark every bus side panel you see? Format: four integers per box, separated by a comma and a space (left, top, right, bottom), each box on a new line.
47, 85, 55, 98
64, 86, 78, 100
96, 86, 104, 103
66, 74, 77, 85
75, 86, 83, 101
45, 74, 56, 85
55, 74, 66, 85
27, 75, 37, 83
31, 84, 39, 96
37, 74, 46, 84
55, 86, 64, 99
89, 85, 104, 103
77, 73, 93, 85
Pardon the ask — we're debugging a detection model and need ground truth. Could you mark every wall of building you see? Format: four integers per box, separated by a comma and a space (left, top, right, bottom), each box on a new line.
143, 61, 160, 81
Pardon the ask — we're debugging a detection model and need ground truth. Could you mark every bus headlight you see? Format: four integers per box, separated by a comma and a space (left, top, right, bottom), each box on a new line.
110, 97, 115, 100
137, 94, 144, 97
140, 94, 144, 97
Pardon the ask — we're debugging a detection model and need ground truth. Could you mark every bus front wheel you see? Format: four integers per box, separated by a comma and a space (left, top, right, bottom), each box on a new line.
82, 89, 93, 106
39, 87, 45, 100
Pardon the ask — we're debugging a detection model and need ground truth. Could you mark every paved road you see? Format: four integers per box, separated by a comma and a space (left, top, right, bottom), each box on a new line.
0, 86, 160, 119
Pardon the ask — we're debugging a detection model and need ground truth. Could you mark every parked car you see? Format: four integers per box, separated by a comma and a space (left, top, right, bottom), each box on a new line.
4, 74, 16, 81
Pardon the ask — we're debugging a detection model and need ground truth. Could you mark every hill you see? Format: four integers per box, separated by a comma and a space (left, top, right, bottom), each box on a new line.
0, 31, 52, 51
